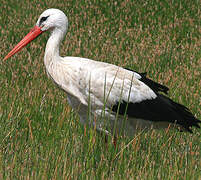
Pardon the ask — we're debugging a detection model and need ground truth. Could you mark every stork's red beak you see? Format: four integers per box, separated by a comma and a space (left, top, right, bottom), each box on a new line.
4, 26, 43, 60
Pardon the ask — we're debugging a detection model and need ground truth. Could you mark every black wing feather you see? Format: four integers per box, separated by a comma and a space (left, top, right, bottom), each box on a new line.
112, 93, 200, 132
125, 68, 169, 94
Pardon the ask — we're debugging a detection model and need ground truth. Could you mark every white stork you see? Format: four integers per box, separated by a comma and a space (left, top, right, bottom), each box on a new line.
4, 9, 200, 137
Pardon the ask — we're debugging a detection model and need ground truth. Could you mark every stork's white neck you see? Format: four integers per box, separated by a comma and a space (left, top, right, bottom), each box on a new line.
44, 28, 65, 68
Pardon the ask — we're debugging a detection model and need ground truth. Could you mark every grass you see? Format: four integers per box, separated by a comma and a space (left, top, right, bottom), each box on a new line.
0, 0, 201, 179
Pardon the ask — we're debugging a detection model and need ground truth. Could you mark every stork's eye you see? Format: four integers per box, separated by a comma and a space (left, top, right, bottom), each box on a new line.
39, 16, 49, 26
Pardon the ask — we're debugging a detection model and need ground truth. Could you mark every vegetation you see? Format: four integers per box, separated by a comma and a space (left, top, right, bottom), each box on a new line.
0, 0, 200, 179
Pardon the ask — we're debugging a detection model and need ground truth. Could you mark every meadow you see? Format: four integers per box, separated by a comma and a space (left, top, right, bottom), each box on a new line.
0, 0, 200, 179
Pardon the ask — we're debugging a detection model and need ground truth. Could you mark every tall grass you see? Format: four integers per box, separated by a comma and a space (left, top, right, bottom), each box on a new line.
0, 0, 200, 179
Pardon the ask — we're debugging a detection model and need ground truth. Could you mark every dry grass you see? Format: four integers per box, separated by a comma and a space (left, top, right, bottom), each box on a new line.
0, 0, 201, 179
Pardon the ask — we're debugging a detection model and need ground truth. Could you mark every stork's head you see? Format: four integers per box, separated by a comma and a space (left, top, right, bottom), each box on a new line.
36, 9, 68, 33
4, 9, 68, 60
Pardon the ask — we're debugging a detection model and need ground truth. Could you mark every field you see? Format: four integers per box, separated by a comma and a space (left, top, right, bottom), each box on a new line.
0, 0, 201, 179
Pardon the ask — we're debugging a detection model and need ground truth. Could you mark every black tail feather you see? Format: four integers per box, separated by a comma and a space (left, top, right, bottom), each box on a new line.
167, 97, 201, 132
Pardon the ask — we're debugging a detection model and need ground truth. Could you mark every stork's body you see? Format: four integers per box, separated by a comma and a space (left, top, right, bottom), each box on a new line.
4, 9, 200, 136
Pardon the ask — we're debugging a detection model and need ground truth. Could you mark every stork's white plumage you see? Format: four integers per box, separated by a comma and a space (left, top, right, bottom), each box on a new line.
4, 9, 200, 137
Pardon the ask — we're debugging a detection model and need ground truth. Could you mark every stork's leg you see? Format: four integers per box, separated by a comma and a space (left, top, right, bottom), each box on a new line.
112, 136, 117, 148
97, 129, 117, 148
